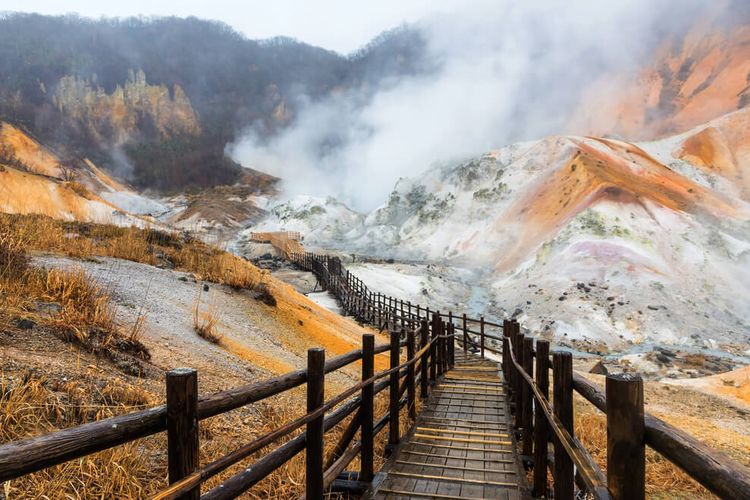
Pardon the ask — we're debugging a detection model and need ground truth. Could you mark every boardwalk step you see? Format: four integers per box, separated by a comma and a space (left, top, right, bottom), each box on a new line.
395, 460, 516, 475
370, 353, 521, 499
412, 434, 512, 446
377, 488, 489, 499
399, 449, 514, 464
386, 471, 516, 488
416, 427, 510, 438
408, 442, 513, 453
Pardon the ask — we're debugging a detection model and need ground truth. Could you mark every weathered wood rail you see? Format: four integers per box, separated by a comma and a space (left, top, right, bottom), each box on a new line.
0, 232, 749, 499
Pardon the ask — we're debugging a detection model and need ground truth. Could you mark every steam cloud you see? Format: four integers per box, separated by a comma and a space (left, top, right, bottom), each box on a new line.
229, 0, 705, 211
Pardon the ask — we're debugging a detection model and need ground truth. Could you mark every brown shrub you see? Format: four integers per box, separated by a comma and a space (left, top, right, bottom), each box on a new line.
64, 181, 91, 199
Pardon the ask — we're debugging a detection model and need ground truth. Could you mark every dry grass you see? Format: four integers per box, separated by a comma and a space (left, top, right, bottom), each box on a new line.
0, 371, 163, 498
574, 396, 714, 499
193, 290, 222, 344
0, 229, 30, 279
0, 221, 149, 362
0, 213, 391, 497
2, 354, 414, 498
0, 213, 262, 290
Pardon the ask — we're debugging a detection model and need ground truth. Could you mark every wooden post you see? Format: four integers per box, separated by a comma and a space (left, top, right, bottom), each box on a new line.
400, 300, 405, 329
447, 322, 455, 369
437, 320, 444, 376
447, 312, 453, 363
388, 330, 400, 449
462, 313, 468, 353
167, 368, 199, 500
361, 335, 374, 482
430, 314, 438, 383
507, 321, 515, 399
512, 321, 521, 403
552, 351, 574, 500
502, 336, 510, 384
606, 373, 645, 500
306, 348, 325, 500
533, 340, 550, 498
376, 293, 381, 329
514, 334, 525, 430
420, 319, 429, 398
522, 337, 534, 458
406, 329, 416, 420
480, 316, 485, 358
502, 320, 510, 381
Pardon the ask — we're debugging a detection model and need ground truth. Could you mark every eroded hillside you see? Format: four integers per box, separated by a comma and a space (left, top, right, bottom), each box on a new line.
570, 0, 750, 139
251, 108, 750, 358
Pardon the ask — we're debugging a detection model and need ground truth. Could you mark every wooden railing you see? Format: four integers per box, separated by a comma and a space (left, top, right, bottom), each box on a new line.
0, 306, 456, 498
1, 241, 749, 499
290, 249, 750, 500
500, 322, 750, 499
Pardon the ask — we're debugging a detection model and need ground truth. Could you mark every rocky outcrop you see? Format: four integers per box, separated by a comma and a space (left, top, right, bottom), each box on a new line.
53, 69, 200, 146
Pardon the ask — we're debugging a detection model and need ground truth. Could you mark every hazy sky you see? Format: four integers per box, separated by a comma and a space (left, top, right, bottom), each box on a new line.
1, 0, 464, 53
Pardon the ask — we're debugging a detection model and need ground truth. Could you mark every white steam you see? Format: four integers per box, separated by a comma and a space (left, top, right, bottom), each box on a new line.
229, 0, 705, 211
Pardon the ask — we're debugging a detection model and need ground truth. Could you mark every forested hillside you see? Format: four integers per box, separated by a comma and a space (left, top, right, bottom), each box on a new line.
0, 14, 428, 190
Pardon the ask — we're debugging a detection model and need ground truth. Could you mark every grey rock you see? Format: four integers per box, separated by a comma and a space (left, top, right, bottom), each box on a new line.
16, 318, 35, 330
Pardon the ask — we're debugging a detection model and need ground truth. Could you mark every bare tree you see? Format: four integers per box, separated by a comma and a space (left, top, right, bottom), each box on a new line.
58, 156, 81, 182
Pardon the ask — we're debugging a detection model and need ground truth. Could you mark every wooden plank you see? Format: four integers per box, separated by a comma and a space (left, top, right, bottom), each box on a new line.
416, 427, 510, 438
378, 488, 487, 500
400, 450, 514, 465
387, 471, 515, 488
396, 461, 516, 475
408, 443, 512, 454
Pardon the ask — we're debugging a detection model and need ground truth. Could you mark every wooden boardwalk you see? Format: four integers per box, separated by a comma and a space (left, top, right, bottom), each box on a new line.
369, 351, 525, 500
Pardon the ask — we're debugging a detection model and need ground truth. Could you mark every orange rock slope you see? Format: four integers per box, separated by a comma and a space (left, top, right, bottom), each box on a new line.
673, 107, 750, 200
0, 121, 149, 224
484, 125, 750, 270
569, 0, 750, 140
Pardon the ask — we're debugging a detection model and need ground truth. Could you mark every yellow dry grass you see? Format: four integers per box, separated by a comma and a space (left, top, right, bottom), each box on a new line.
193, 289, 222, 344
0, 372, 162, 498
0, 213, 384, 372
0, 213, 391, 497
0, 213, 263, 290
2, 349, 413, 498
0, 122, 61, 178
574, 396, 716, 499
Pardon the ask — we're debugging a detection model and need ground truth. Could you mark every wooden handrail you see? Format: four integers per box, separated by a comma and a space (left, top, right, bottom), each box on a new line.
0, 341, 390, 482
507, 334, 610, 499
154, 334, 437, 497
503, 328, 750, 499
572, 373, 750, 499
